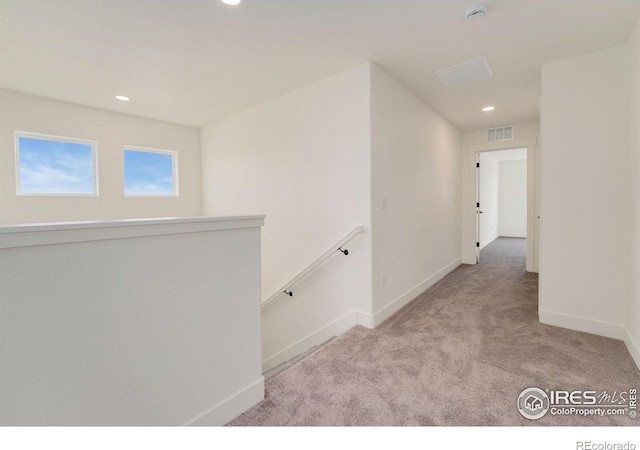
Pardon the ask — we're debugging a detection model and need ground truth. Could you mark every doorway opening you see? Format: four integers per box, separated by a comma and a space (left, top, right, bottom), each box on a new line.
475, 148, 528, 267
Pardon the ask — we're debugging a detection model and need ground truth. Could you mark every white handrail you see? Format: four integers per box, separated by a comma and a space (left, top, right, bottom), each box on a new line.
261, 226, 366, 310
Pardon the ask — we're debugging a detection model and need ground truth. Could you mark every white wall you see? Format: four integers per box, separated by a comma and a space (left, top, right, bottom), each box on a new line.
0, 89, 202, 224
627, 20, 640, 367
0, 217, 264, 425
479, 152, 499, 248
200, 64, 373, 369
499, 160, 527, 238
461, 121, 540, 270
370, 65, 462, 324
540, 45, 629, 339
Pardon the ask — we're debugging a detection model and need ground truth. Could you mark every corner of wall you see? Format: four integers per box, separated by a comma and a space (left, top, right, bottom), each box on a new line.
203, 63, 374, 374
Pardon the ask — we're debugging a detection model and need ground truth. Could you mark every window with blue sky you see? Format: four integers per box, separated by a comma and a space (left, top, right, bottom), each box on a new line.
17, 134, 96, 195
124, 148, 177, 196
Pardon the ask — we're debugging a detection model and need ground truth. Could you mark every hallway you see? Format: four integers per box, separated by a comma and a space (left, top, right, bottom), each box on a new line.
231, 238, 639, 425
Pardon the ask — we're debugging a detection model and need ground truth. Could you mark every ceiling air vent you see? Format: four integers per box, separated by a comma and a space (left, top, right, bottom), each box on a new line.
435, 57, 493, 87
488, 126, 513, 142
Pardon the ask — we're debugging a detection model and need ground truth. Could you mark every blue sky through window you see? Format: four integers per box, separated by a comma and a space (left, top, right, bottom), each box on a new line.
18, 136, 95, 194
124, 149, 175, 196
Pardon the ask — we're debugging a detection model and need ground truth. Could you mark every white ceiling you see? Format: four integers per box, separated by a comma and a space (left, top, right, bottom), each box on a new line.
485, 147, 527, 162
1, 0, 639, 131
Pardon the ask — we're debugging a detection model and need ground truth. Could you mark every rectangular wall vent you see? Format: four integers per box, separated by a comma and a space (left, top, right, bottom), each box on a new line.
488, 126, 513, 142
435, 57, 494, 87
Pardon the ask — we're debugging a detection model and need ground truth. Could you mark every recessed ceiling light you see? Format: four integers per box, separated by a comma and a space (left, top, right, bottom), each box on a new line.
115, 95, 130, 102
482, 106, 495, 112
221, 0, 241, 5
465, 3, 487, 21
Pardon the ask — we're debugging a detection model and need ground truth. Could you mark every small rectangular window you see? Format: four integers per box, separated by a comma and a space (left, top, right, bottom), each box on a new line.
487, 126, 514, 142
124, 147, 178, 197
16, 132, 97, 195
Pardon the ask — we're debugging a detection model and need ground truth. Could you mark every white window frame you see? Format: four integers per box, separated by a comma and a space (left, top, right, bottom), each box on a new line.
123, 145, 179, 197
14, 131, 99, 197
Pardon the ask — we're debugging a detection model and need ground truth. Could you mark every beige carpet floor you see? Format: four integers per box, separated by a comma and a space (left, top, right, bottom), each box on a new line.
230, 238, 640, 426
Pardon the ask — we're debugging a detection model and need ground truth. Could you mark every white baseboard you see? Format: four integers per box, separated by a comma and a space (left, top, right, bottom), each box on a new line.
372, 258, 462, 328
480, 234, 499, 250
186, 376, 265, 426
356, 310, 374, 329
261, 310, 359, 372
538, 309, 624, 340
624, 328, 640, 371
499, 233, 526, 239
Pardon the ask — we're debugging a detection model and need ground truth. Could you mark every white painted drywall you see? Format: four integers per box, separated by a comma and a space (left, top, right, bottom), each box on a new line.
0, 217, 264, 425
479, 152, 500, 248
370, 64, 462, 320
540, 45, 629, 338
0, 89, 202, 225
499, 160, 527, 238
627, 20, 640, 366
461, 121, 540, 270
200, 64, 373, 369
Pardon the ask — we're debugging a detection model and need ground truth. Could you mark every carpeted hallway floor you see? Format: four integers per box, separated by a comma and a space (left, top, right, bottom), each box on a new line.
229, 238, 640, 426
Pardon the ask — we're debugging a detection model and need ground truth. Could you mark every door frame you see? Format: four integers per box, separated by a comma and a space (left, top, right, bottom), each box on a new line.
475, 153, 480, 263
465, 137, 539, 273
